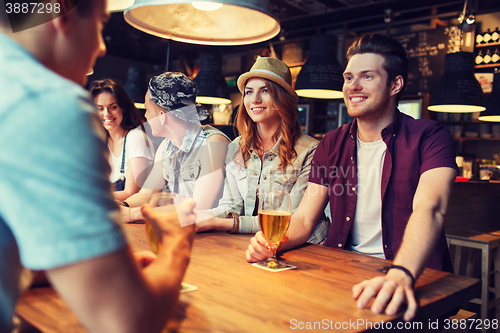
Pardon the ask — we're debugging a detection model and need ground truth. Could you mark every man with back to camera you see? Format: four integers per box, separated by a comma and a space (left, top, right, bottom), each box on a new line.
246, 34, 458, 322
0, 1, 197, 332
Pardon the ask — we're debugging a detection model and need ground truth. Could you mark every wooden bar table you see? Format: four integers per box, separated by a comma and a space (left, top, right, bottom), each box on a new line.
15, 223, 480, 332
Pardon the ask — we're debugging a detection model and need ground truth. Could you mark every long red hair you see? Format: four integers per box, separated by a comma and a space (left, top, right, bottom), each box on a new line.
235, 79, 301, 172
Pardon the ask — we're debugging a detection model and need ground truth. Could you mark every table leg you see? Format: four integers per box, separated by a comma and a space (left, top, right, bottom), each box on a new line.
494, 245, 500, 333
480, 244, 490, 333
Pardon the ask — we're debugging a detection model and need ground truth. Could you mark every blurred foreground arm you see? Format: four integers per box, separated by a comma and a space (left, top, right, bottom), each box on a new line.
46, 199, 196, 333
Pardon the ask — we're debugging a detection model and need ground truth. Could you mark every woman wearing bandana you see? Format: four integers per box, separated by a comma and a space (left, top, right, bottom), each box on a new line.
195, 57, 329, 243
121, 72, 230, 221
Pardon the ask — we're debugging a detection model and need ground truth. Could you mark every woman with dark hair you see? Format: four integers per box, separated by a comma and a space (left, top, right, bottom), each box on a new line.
196, 57, 329, 243
89, 79, 154, 201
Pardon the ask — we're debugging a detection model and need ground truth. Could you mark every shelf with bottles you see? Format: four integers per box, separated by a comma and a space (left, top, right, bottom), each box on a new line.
476, 42, 500, 48
475, 63, 499, 69
474, 48, 500, 67
475, 28, 500, 68
475, 28, 500, 46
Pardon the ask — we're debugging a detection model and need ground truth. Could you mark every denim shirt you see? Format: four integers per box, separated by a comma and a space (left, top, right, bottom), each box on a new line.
162, 124, 229, 197
205, 133, 330, 243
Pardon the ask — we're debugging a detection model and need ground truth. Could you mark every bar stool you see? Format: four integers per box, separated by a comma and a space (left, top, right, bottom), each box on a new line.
446, 232, 500, 333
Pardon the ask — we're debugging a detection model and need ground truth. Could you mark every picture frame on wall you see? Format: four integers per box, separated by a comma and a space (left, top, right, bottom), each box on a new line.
398, 98, 422, 119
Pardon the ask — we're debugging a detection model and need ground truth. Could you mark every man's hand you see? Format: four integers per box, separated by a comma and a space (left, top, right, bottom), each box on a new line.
352, 268, 417, 322
141, 199, 197, 243
133, 251, 157, 269
245, 231, 289, 262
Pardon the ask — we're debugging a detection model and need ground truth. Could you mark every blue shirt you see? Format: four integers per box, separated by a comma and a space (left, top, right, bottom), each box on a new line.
309, 111, 457, 271
0, 34, 127, 331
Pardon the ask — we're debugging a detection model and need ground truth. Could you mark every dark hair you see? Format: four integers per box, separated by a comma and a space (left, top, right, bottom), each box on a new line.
346, 34, 408, 102
236, 79, 301, 172
73, 0, 96, 17
89, 79, 143, 131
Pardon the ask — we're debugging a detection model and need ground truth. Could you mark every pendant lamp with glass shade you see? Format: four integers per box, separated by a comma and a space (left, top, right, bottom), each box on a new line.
428, 52, 485, 113
194, 53, 231, 105
124, 0, 280, 45
295, 34, 344, 99
107, 0, 135, 12
478, 70, 500, 122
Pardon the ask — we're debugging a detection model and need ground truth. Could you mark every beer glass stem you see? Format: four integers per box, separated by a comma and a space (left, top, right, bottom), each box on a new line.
267, 244, 279, 268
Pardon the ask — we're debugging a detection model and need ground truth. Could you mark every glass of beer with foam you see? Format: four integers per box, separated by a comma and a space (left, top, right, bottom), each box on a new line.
258, 190, 291, 268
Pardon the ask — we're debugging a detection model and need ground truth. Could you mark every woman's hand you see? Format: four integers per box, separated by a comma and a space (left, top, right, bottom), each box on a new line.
246, 231, 290, 262
245, 231, 273, 262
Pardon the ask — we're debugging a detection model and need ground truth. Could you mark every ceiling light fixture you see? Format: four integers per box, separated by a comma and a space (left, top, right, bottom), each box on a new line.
192, 1, 223, 11
428, 1, 484, 113
194, 53, 231, 105
295, 34, 344, 99
427, 52, 485, 112
107, 0, 135, 12
124, 0, 280, 46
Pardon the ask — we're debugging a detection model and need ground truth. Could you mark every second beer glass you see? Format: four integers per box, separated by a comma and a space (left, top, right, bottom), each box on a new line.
258, 190, 291, 268
146, 192, 182, 253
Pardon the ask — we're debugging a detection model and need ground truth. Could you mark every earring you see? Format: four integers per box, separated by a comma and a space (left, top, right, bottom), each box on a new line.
160, 111, 166, 126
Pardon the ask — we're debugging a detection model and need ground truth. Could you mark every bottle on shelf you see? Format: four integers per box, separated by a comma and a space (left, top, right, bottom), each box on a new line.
483, 29, 492, 44
476, 31, 484, 45
483, 49, 492, 64
492, 27, 500, 43
475, 50, 484, 65
492, 49, 500, 64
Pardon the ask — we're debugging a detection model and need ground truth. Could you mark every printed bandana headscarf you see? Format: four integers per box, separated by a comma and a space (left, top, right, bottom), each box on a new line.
148, 72, 209, 123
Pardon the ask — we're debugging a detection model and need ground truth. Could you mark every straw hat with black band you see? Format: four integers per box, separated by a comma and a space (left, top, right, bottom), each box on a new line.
237, 57, 299, 104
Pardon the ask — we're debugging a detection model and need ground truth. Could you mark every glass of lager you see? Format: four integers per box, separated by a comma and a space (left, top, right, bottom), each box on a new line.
258, 190, 291, 268
146, 192, 183, 254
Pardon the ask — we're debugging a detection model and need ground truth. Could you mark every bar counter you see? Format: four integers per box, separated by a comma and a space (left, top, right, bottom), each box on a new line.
15, 223, 480, 332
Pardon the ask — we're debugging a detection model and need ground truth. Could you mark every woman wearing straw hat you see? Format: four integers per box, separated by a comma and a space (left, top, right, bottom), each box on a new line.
119, 72, 230, 221
197, 57, 329, 242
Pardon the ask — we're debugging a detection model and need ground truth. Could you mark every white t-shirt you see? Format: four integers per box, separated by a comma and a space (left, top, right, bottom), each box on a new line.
347, 135, 387, 258
108, 127, 155, 183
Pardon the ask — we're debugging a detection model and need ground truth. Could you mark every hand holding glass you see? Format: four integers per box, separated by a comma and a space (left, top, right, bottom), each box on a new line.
258, 190, 291, 268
